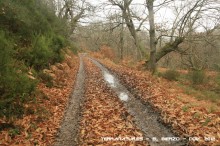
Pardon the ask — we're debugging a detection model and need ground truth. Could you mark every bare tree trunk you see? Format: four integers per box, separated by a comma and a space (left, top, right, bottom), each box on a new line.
133, 34, 142, 60
120, 17, 124, 60
109, 0, 145, 60
146, 0, 157, 73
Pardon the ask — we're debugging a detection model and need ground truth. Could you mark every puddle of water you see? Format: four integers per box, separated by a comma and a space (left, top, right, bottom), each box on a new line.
91, 58, 186, 145
119, 92, 129, 101
104, 72, 115, 87
103, 71, 129, 101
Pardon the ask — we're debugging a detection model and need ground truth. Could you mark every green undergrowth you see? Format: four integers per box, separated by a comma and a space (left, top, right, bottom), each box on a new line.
158, 69, 220, 105
0, 0, 77, 120
160, 69, 180, 81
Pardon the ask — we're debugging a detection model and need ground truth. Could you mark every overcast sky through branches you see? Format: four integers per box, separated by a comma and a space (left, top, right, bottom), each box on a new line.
54, 0, 220, 33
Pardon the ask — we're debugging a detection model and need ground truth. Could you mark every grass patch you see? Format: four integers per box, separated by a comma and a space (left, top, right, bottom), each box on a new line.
178, 84, 220, 102
181, 103, 197, 112
197, 90, 219, 103
35, 107, 51, 123
188, 70, 207, 84
161, 69, 180, 81
207, 106, 217, 113
202, 118, 211, 126
8, 127, 21, 138
182, 105, 190, 112
177, 71, 219, 103
215, 74, 220, 93
178, 84, 198, 95
193, 112, 201, 119
158, 68, 220, 108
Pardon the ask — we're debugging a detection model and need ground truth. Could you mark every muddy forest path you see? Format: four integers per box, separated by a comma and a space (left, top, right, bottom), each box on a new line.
55, 54, 187, 146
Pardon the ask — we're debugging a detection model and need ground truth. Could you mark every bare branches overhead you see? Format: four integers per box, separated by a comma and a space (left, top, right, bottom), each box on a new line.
57, 0, 95, 32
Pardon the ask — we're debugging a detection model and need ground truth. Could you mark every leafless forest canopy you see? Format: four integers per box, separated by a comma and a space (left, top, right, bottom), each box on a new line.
51, 0, 220, 71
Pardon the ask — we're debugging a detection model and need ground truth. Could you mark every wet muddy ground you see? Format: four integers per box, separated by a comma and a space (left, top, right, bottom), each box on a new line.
54, 55, 85, 146
90, 58, 187, 146
55, 55, 187, 146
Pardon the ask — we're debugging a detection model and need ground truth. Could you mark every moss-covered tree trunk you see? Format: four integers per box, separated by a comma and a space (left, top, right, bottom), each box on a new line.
155, 37, 184, 62
145, 37, 184, 70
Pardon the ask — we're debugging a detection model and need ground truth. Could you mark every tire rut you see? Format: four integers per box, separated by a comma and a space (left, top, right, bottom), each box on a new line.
79, 57, 147, 145
54, 55, 187, 146
54, 54, 85, 146
89, 58, 187, 146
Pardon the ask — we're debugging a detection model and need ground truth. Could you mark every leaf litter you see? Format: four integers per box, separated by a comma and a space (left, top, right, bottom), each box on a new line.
79, 58, 148, 145
89, 58, 186, 146
54, 54, 85, 146
98, 58, 220, 146
0, 50, 79, 146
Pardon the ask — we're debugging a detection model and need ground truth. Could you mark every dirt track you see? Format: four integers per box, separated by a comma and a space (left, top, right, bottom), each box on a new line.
55, 55, 187, 146
54, 54, 85, 146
